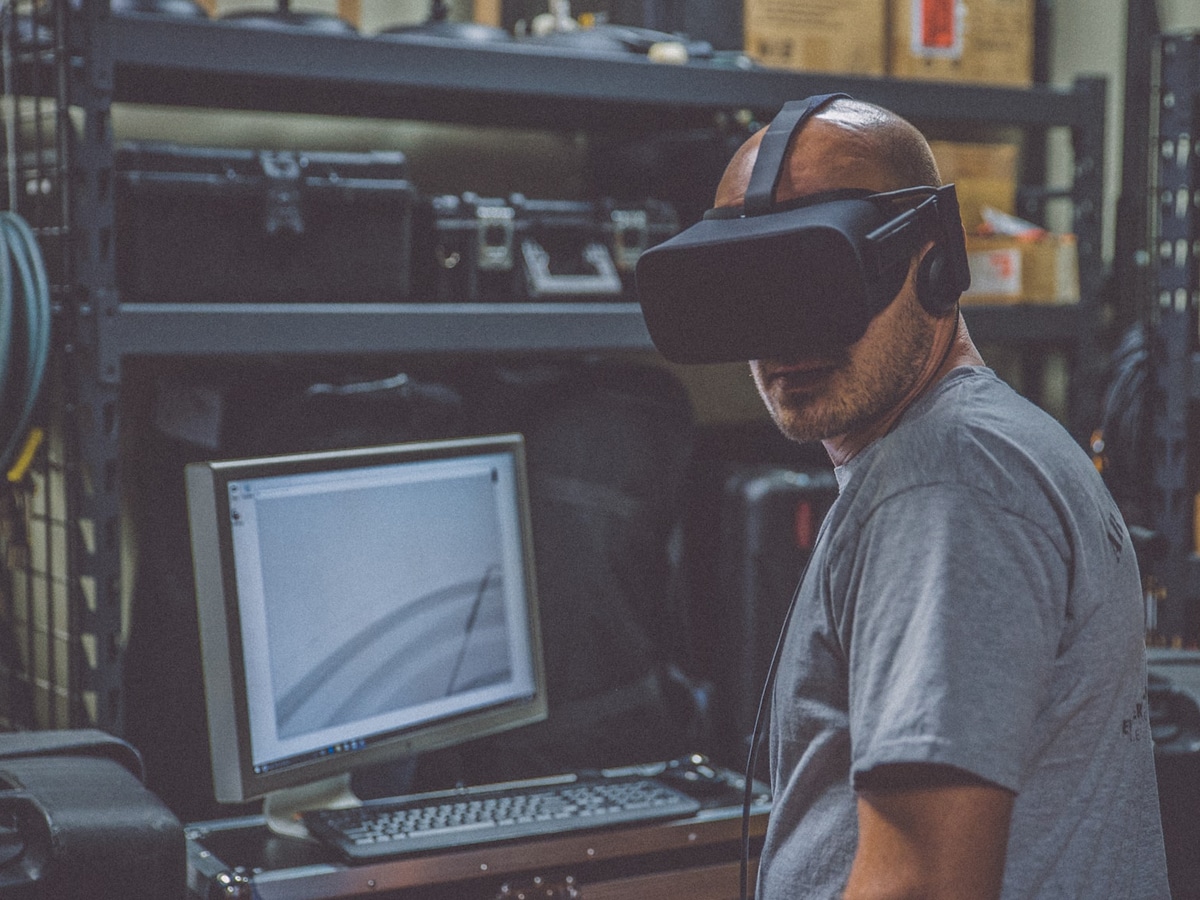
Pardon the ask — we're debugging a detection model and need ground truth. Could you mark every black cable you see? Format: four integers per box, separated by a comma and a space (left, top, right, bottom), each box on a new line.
739, 550, 816, 900
1093, 320, 1150, 513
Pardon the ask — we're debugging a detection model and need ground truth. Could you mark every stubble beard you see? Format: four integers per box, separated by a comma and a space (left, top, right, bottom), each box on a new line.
754, 299, 937, 445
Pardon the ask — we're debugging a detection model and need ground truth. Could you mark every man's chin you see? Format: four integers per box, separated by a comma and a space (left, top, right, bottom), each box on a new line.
769, 407, 838, 445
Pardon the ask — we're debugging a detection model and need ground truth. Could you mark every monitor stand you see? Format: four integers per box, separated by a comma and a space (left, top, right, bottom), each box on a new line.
263, 773, 361, 839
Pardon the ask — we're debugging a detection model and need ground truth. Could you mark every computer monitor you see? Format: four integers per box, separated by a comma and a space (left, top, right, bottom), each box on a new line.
184, 434, 547, 836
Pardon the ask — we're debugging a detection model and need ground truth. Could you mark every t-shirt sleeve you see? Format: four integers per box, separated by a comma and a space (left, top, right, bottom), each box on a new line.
837, 482, 1068, 793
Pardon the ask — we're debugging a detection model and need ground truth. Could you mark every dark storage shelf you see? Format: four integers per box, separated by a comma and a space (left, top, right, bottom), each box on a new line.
99, 301, 1090, 370
45, 12, 1100, 363
87, 14, 1107, 363
104, 14, 1097, 131
101, 302, 657, 369
961, 305, 1092, 345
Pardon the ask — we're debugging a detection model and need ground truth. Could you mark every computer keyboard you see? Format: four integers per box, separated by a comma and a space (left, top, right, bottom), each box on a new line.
302, 774, 704, 861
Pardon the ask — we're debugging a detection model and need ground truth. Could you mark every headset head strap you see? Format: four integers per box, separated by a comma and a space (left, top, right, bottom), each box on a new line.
743, 93, 852, 217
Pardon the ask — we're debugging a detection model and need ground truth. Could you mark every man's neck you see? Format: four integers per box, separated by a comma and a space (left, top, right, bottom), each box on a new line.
822, 313, 984, 467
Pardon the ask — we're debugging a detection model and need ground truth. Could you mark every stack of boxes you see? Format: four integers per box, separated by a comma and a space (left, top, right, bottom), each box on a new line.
929, 140, 1080, 307
743, 0, 1035, 85
742, 0, 1079, 308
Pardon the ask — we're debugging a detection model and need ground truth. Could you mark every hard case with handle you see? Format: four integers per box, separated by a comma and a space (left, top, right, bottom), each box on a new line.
707, 466, 839, 773
0, 729, 185, 899
115, 142, 417, 304
416, 192, 678, 302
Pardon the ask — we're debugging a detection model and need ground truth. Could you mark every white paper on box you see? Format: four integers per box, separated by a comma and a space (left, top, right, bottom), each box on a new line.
965, 247, 1022, 297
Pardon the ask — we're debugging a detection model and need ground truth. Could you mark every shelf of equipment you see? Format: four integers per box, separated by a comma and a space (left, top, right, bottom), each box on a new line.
91, 15, 1109, 379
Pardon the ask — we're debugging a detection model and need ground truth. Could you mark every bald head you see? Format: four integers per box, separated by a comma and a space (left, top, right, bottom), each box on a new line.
714, 99, 941, 209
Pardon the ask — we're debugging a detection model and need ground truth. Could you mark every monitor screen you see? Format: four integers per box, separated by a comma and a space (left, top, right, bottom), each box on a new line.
185, 434, 547, 825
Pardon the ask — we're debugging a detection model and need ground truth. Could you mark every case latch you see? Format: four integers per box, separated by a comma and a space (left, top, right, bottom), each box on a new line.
609, 208, 649, 272
259, 150, 305, 237
475, 204, 517, 271
494, 874, 581, 899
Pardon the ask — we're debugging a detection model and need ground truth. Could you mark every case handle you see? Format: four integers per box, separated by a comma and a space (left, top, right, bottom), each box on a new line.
521, 240, 622, 298
0, 789, 51, 882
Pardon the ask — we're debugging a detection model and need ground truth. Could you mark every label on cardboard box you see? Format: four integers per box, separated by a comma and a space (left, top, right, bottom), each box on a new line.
912, 0, 964, 57
890, 0, 1033, 86
966, 246, 1022, 297
962, 234, 1080, 305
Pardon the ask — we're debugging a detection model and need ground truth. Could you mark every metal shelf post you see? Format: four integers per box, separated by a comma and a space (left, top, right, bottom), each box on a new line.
1149, 33, 1200, 642
64, 0, 124, 730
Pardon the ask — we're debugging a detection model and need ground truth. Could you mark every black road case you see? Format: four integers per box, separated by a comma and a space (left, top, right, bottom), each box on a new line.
417, 193, 678, 303
707, 466, 839, 773
0, 730, 185, 899
1148, 650, 1200, 900
115, 143, 417, 304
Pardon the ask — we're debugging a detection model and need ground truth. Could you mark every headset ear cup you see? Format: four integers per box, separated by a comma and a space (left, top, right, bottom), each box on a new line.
916, 247, 958, 316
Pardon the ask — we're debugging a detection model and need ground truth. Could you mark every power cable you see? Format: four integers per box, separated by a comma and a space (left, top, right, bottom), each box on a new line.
0, 210, 51, 477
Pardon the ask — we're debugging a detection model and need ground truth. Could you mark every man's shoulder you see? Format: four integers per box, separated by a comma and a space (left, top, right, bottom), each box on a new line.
907, 366, 1079, 464
845, 366, 1097, 515
920, 365, 1050, 431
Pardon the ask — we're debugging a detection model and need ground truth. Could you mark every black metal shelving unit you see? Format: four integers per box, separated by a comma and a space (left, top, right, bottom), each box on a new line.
6, 5, 1110, 733
90, 16, 1109, 396
1148, 32, 1200, 644
103, 15, 1097, 129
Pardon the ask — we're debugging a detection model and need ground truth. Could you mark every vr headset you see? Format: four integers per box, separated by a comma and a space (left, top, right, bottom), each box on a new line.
634, 93, 971, 364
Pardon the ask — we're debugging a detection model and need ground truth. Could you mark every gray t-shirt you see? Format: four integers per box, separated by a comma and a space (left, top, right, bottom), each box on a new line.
758, 366, 1169, 899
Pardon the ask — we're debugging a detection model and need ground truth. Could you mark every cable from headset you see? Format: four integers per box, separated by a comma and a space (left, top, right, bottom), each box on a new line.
739, 549, 817, 900
1091, 320, 1149, 512
0, 210, 52, 476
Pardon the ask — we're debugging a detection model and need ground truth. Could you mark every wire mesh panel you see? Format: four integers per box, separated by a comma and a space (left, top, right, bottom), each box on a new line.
0, 0, 87, 731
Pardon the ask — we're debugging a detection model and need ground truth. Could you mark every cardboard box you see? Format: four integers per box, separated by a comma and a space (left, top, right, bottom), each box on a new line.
961, 233, 1079, 305
929, 141, 1019, 233
201, 0, 363, 28
890, 0, 1034, 86
744, 0, 888, 76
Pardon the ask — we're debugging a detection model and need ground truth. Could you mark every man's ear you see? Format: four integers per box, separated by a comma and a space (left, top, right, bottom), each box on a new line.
914, 241, 962, 317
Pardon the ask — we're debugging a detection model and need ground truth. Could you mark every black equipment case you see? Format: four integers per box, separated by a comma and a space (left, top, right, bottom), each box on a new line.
0, 729, 185, 899
115, 142, 417, 304
1147, 650, 1200, 900
707, 466, 839, 773
185, 761, 769, 900
416, 193, 678, 302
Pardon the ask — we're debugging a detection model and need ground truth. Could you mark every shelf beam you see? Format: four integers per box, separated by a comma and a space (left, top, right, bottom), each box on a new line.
99, 302, 656, 374
104, 15, 1094, 131
98, 301, 1091, 375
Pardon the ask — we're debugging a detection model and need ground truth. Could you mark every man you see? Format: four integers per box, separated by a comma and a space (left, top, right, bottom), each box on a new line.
675, 99, 1169, 897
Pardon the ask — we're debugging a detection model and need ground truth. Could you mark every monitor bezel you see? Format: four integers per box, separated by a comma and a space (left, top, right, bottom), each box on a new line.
185, 433, 547, 806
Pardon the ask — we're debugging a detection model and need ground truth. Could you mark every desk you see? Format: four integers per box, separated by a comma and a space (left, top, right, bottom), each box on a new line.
186, 765, 770, 899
